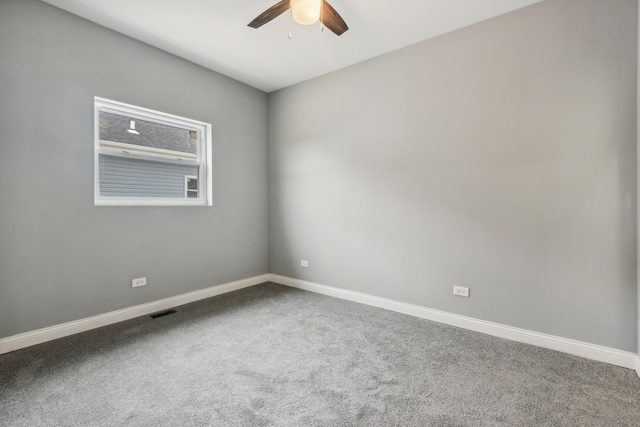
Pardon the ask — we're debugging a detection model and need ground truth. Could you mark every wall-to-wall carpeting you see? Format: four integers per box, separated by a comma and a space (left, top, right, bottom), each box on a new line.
1, 283, 638, 426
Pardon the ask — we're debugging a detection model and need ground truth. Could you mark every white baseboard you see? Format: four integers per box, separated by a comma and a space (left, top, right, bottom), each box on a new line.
3, 272, 637, 375
269, 274, 638, 371
0, 274, 269, 355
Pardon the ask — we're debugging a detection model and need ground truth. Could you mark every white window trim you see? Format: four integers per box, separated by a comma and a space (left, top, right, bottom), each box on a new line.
99, 140, 198, 162
94, 97, 213, 207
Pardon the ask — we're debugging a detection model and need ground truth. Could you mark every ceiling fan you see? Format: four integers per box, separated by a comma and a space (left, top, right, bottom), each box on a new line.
248, 0, 349, 36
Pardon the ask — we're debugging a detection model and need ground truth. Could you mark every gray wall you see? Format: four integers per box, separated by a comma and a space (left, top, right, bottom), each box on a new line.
0, 0, 269, 339
269, 0, 638, 351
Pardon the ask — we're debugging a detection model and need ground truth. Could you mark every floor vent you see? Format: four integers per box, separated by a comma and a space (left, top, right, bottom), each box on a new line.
150, 309, 176, 319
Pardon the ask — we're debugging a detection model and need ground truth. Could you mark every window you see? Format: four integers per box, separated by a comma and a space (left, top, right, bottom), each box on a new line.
94, 97, 212, 206
185, 175, 198, 198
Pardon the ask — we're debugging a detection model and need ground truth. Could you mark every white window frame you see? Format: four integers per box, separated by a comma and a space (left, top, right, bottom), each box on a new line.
94, 97, 213, 206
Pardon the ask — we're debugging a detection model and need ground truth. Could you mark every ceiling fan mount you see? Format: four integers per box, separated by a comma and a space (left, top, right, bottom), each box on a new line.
248, 0, 349, 36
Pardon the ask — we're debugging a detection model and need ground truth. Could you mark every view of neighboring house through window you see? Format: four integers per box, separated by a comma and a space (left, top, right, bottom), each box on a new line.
94, 97, 212, 206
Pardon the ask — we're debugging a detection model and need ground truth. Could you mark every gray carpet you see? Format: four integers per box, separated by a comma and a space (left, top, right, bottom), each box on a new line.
1, 282, 639, 426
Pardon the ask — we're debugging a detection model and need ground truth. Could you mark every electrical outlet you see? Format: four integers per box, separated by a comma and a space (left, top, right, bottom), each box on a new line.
300, 260, 309, 268
453, 286, 469, 297
132, 277, 147, 288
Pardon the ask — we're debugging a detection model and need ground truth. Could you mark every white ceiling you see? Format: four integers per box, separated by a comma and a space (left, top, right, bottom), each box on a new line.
41, 0, 543, 93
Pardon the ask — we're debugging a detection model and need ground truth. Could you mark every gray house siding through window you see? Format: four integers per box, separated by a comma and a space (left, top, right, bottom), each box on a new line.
99, 154, 198, 198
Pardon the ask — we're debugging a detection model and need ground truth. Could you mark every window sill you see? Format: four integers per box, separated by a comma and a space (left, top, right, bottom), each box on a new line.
95, 198, 211, 207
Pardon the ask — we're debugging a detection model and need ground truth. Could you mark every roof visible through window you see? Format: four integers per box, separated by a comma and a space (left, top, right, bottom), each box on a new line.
99, 111, 198, 155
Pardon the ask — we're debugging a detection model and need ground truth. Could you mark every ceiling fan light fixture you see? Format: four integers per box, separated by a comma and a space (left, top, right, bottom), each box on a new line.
290, 0, 322, 25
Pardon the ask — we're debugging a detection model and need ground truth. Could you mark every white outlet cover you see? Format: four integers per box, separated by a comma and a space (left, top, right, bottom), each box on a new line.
132, 277, 147, 288
453, 286, 469, 297
300, 260, 309, 268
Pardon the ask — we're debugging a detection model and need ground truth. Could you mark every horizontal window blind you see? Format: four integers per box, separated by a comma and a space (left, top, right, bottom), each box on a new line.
99, 154, 198, 198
